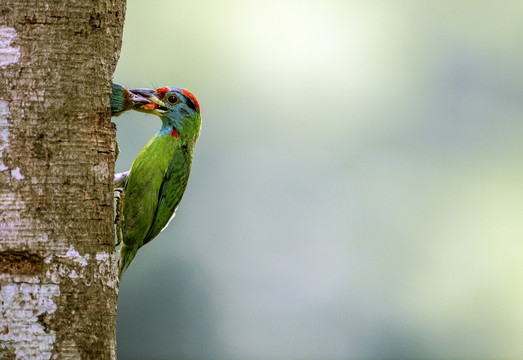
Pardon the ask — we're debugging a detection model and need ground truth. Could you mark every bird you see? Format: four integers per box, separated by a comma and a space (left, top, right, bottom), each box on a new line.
110, 83, 151, 116
116, 86, 202, 279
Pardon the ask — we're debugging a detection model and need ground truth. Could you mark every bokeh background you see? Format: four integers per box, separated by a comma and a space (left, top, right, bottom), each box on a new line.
114, 1, 523, 359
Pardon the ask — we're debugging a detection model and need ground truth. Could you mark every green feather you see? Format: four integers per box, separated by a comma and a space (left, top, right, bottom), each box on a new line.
144, 145, 193, 245
118, 87, 201, 279
111, 83, 127, 115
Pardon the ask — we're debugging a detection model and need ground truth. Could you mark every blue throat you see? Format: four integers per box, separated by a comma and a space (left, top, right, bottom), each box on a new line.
159, 119, 177, 135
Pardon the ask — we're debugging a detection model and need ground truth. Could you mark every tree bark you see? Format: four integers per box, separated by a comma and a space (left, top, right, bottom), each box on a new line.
0, 1, 125, 359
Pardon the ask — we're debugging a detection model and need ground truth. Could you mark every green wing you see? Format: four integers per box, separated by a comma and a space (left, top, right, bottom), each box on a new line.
111, 83, 126, 116
122, 135, 176, 248
142, 148, 193, 245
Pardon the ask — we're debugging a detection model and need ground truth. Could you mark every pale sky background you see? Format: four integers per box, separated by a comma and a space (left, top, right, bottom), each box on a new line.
114, 1, 523, 359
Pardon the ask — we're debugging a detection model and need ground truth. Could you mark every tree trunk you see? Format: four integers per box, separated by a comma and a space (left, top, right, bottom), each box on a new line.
0, 1, 125, 359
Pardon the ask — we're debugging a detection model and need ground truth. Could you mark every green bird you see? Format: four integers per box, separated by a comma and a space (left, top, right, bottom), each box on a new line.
111, 83, 150, 116
117, 86, 202, 279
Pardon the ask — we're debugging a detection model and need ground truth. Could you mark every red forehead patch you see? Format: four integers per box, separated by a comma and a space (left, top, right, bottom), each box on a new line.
181, 89, 200, 113
156, 87, 170, 99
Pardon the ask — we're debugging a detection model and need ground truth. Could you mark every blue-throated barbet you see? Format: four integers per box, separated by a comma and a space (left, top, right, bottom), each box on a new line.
116, 86, 202, 279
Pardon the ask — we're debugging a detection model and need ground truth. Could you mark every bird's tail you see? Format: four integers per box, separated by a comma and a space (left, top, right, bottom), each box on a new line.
118, 244, 138, 280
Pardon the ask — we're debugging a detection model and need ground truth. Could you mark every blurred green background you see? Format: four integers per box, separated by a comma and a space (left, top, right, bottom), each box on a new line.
113, 1, 523, 359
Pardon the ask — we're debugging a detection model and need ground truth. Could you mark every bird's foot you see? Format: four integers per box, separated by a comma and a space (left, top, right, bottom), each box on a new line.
114, 170, 130, 189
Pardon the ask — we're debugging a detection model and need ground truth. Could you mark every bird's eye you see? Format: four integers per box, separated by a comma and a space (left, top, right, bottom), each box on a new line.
166, 95, 179, 105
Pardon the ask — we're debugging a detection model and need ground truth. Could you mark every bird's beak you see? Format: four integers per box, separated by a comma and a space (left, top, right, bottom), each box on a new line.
139, 97, 167, 115
126, 90, 150, 108
130, 88, 168, 116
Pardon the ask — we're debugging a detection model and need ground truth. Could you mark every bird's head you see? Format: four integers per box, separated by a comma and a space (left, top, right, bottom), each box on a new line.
132, 86, 201, 142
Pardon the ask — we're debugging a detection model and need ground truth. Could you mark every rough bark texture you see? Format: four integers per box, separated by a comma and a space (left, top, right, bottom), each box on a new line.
0, 1, 125, 359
